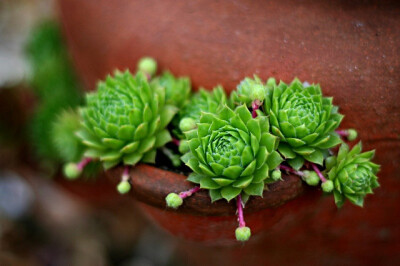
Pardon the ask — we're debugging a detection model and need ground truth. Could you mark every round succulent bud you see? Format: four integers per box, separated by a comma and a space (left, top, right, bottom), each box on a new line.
347, 129, 358, 141
179, 117, 197, 132
250, 84, 265, 102
151, 71, 191, 109
321, 180, 334, 193
77, 71, 177, 170
182, 105, 283, 202
178, 140, 190, 154
325, 156, 337, 170
264, 78, 343, 170
230, 75, 266, 107
165, 193, 183, 209
327, 142, 380, 208
137, 57, 157, 76
271, 169, 282, 181
63, 163, 81, 179
235, 226, 251, 242
117, 180, 131, 194
302, 170, 320, 186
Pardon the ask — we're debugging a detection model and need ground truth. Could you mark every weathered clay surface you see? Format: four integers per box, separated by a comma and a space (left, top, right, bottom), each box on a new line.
107, 164, 304, 216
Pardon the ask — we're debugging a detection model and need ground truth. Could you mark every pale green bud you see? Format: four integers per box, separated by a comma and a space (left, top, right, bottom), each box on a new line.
117, 180, 131, 194
137, 57, 157, 76
63, 163, 81, 179
250, 84, 265, 102
235, 226, 251, 242
271, 169, 282, 181
302, 170, 320, 186
322, 180, 334, 193
165, 193, 183, 209
179, 117, 197, 132
347, 129, 358, 141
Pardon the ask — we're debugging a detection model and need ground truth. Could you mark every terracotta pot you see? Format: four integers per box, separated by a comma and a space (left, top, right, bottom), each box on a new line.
106, 164, 307, 245
58, 0, 400, 263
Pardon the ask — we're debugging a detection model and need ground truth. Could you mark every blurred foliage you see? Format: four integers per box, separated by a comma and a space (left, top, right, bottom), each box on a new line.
26, 21, 83, 164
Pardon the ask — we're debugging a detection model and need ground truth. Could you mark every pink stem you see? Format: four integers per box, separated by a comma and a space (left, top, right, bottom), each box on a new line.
145, 73, 151, 81
77, 158, 92, 171
237, 194, 246, 228
311, 163, 327, 183
172, 137, 180, 146
251, 100, 261, 118
123, 165, 129, 176
336, 130, 348, 137
279, 164, 304, 177
179, 186, 200, 199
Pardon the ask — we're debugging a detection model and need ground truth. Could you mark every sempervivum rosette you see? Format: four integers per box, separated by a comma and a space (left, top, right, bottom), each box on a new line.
230, 75, 267, 107
151, 71, 191, 109
264, 78, 344, 169
325, 142, 380, 207
182, 105, 283, 202
77, 70, 177, 170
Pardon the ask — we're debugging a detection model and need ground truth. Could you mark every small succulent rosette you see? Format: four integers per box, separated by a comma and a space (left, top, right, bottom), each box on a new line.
64, 70, 178, 193
264, 78, 344, 169
151, 71, 191, 109
324, 142, 380, 207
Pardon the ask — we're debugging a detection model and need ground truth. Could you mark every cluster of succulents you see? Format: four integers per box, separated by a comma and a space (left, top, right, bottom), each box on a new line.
53, 57, 380, 243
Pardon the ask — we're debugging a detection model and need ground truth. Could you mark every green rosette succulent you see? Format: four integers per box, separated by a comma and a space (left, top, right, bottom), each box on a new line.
151, 71, 191, 109
325, 142, 380, 208
230, 75, 270, 107
181, 105, 283, 202
77, 70, 178, 169
264, 78, 344, 169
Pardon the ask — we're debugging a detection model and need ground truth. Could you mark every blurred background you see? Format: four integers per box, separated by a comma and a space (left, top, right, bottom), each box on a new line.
0, 0, 182, 265
1, 0, 399, 265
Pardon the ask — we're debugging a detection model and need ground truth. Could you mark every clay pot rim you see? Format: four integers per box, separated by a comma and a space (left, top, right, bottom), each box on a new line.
106, 163, 306, 216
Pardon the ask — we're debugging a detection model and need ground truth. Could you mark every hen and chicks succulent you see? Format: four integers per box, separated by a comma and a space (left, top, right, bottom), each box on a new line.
52, 57, 379, 242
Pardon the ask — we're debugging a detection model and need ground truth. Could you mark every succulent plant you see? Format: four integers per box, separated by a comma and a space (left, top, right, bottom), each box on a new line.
230, 75, 267, 107
77, 70, 178, 169
151, 71, 191, 109
137, 57, 157, 76
51, 109, 84, 162
177, 86, 228, 128
325, 142, 380, 208
181, 104, 283, 202
26, 21, 82, 162
264, 78, 344, 170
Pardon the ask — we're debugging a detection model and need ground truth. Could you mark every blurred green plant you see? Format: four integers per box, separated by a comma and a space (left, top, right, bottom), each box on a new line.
26, 21, 83, 165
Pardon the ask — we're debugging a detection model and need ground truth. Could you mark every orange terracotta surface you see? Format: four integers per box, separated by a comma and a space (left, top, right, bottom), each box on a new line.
58, 0, 400, 264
